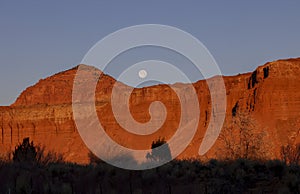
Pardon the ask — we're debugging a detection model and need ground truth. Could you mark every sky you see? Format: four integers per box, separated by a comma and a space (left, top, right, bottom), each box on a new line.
0, 1, 300, 105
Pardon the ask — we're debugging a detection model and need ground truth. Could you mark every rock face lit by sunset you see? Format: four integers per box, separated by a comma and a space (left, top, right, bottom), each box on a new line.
1, 1, 300, 193
1, 58, 299, 164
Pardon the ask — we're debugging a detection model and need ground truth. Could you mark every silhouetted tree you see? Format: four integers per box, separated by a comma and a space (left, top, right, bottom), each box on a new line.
151, 137, 166, 149
219, 112, 269, 160
281, 143, 300, 165
146, 137, 172, 162
12, 137, 63, 165
13, 137, 37, 163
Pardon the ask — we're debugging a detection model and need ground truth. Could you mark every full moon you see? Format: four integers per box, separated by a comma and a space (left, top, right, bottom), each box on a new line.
138, 69, 147, 79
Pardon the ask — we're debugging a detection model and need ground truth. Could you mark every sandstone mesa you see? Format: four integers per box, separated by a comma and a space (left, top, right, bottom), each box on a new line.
0, 58, 300, 164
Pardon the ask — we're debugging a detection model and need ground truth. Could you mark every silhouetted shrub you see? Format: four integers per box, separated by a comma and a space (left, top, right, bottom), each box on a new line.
0, 158, 299, 193
1, 138, 300, 193
36, 145, 64, 165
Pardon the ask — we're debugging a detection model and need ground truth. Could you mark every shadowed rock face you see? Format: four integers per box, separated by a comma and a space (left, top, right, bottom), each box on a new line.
1, 58, 300, 164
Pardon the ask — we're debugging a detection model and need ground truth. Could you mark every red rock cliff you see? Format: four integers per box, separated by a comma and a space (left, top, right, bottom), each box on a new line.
1, 58, 300, 164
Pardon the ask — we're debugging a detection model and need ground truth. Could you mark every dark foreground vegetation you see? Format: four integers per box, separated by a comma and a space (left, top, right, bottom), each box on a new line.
1, 157, 300, 193
0, 138, 299, 193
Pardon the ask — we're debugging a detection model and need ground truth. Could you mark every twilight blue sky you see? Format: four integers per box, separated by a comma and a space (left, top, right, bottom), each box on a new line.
0, 1, 300, 105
